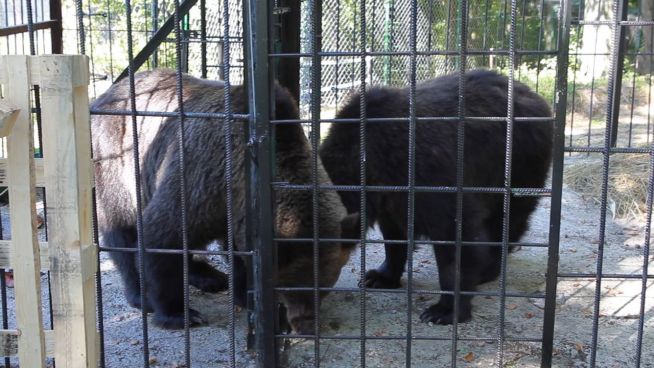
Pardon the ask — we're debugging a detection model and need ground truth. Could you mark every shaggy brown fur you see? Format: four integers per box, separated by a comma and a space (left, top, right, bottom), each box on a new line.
92, 69, 357, 332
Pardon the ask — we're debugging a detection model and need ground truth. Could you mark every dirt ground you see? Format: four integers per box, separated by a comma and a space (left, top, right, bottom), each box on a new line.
0, 173, 652, 367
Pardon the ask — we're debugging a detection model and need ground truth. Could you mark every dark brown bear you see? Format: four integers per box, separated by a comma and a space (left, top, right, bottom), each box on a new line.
92, 69, 357, 332
319, 70, 553, 325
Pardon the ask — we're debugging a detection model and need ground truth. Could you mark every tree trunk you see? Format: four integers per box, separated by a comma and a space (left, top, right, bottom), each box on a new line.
578, 0, 613, 83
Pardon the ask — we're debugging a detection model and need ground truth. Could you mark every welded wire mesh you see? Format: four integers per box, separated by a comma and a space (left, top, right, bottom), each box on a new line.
66, 0, 244, 97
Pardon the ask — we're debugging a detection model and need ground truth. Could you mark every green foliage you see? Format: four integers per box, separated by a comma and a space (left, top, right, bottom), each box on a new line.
71, 0, 180, 78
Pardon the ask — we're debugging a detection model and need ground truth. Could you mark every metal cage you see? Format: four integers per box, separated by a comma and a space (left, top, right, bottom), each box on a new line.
0, 0, 652, 366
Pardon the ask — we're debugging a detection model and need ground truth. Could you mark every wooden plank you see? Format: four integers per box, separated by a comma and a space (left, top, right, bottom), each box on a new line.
38, 55, 98, 368
0, 240, 49, 269
2, 55, 47, 368
0, 99, 19, 137
0, 158, 45, 187
29, 54, 89, 88
0, 330, 55, 357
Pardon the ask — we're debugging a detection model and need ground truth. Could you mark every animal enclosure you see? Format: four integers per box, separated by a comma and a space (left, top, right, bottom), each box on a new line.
0, 0, 653, 367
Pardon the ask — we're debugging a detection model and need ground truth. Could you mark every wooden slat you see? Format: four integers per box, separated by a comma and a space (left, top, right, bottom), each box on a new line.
0, 99, 19, 137
0, 240, 49, 269
29, 55, 89, 88
0, 158, 45, 187
2, 55, 47, 367
0, 330, 55, 357
38, 55, 98, 368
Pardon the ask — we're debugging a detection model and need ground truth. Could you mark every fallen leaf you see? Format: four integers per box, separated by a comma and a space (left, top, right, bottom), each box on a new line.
463, 352, 475, 362
524, 312, 534, 319
574, 342, 585, 353
506, 303, 518, 310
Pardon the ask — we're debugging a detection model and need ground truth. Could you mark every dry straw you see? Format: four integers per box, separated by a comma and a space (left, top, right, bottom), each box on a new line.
564, 153, 652, 220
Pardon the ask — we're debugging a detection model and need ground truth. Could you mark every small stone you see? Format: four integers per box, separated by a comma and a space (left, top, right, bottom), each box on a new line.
529, 298, 546, 309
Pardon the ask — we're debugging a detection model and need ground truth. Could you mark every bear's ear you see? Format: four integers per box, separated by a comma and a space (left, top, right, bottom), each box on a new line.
340, 212, 362, 248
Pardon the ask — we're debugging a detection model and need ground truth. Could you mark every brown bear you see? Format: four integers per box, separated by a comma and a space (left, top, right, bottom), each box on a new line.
319, 69, 553, 325
92, 69, 358, 333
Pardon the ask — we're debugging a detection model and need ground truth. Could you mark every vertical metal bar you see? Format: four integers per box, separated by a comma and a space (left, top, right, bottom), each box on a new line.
151, 0, 158, 67
357, 1, 368, 366
3, 0, 8, 55
49, 0, 62, 53
334, 0, 341, 110
648, 36, 653, 145
245, 0, 276, 366
170, 0, 192, 363
518, 0, 528, 80
426, 0, 434, 73
220, 0, 236, 365
568, 48, 579, 150
123, 0, 150, 364
541, 0, 571, 366
200, 0, 207, 78
334, 0, 341, 111
41, 188, 54, 358
627, 67, 638, 148
496, 0, 519, 365
450, 0, 469, 365
444, 0, 455, 72
534, 0, 547, 94
501, 0, 509, 52
92, 189, 106, 368
405, 0, 418, 366
483, 0, 491, 65
277, 0, 301, 102
609, 0, 629, 148
105, 0, 115, 80
86, 0, 97, 97
0, 268, 9, 368
383, 0, 394, 84
25, 0, 36, 54
309, 0, 322, 365
75, 0, 85, 54
589, 0, 628, 364
585, 0, 602, 150
0, 182, 9, 368
242, 0, 255, 351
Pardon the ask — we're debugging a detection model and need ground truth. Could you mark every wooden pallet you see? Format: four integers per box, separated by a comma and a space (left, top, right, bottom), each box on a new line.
0, 55, 98, 368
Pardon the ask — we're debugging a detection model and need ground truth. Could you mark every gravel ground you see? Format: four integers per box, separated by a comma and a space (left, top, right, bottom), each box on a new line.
0, 176, 652, 367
